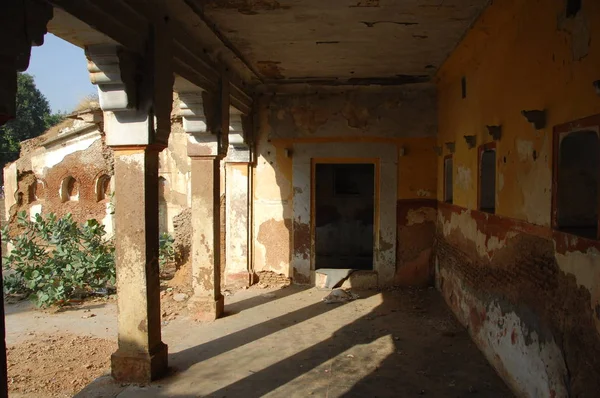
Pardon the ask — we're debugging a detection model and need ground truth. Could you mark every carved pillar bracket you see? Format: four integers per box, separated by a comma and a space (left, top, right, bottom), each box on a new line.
226, 107, 251, 163
179, 90, 220, 157
0, 0, 53, 123
181, 77, 231, 158
86, 22, 174, 148
86, 45, 138, 112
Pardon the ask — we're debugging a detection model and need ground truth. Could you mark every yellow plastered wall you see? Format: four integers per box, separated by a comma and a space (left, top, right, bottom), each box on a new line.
437, 0, 600, 226
262, 136, 437, 201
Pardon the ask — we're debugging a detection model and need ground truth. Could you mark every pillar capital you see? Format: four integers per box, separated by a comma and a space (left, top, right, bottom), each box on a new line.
179, 90, 221, 158
86, 21, 174, 148
225, 108, 251, 163
179, 76, 231, 158
86, 45, 138, 112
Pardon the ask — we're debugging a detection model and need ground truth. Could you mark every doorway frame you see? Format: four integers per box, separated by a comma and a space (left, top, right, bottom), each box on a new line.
311, 158, 380, 272
291, 142, 397, 285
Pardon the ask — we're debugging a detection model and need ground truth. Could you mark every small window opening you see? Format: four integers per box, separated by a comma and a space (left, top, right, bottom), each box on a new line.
27, 183, 36, 203
556, 130, 598, 239
96, 174, 111, 201
461, 76, 467, 99
444, 156, 453, 203
60, 176, 79, 202
566, 0, 581, 18
479, 147, 496, 213
35, 179, 45, 201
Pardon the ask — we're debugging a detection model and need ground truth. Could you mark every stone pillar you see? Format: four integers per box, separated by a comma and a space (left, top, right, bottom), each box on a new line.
189, 156, 224, 320
179, 86, 229, 321
86, 37, 173, 382
110, 146, 167, 382
0, 3, 52, 397
224, 110, 252, 288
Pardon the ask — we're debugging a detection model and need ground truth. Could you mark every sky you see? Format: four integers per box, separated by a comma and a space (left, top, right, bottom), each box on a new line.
27, 34, 98, 114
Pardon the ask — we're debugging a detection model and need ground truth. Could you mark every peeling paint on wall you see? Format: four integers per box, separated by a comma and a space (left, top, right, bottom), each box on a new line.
267, 87, 437, 140
257, 218, 291, 273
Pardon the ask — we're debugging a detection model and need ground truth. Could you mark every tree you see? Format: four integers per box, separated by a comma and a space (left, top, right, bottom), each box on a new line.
0, 73, 65, 173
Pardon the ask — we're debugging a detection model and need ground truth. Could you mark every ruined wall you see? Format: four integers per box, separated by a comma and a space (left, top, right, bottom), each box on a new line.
254, 86, 438, 285
435, 0, 600, 395
4, 118, 114, 235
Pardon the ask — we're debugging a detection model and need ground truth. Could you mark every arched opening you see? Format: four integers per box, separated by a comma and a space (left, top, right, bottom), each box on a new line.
27, 183, 36, 203
60, 176, 79, 202
95, 174, 111, 202
34, 179, 46, 201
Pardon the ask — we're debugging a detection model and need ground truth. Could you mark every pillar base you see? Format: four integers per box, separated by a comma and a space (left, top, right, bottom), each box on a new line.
225, 271, 252, 289
111, 342, 168, 383
188, 294, 224, 322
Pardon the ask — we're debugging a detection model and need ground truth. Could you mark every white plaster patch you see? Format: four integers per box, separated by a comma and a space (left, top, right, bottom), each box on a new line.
29, 204, 42, 221
439, 268, 568, 398
482, 302, 568, 398
555, 247, 600, 306
3, 162, 18, 220
32, 133, 99, 176
442, 209, 515, 259
102, 202, 114, 238
516, 139, 533, 162
416, 189, 431, 197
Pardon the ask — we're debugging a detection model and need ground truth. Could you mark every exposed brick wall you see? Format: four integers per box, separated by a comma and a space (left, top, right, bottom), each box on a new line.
434, 202, 600, 396
256, 271, 291, 287
7, 139, 113, 233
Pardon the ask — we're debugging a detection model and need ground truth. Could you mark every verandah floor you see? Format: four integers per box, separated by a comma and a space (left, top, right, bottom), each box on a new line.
74, 285, 512, 398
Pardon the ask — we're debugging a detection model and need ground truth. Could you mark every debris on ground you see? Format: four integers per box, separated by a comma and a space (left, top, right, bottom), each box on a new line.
159, 287, 192, 322
7, 333, 116, 397
322, 288, 359, 304
173, 293, 188, 302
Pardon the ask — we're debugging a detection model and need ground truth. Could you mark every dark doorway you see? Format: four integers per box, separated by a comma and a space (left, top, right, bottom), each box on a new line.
557, 130, 599, 238
315, 163, 375, 270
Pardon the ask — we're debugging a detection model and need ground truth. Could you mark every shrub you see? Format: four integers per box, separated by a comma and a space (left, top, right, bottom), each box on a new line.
159, 232, 175, 270
2, 211, 115, 307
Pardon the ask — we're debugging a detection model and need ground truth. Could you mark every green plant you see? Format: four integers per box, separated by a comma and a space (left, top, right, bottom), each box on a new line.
2, 211, 115, 307
159, 232, 175, 270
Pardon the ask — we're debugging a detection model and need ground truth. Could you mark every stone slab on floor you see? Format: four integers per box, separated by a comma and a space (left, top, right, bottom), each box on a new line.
341, 270, 378, 289
315, 268, 354, 289
76, 286, 513, 398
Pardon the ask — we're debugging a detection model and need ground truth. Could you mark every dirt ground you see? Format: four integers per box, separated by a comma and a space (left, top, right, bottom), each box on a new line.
4, 265, 196, 398
7, 333, 116, 398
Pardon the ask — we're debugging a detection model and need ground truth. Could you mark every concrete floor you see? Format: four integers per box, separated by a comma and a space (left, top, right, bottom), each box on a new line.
73, 286, 512, 398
